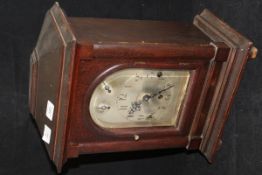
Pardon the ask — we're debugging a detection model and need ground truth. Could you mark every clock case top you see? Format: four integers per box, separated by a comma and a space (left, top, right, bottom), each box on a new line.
29, 3, 256, 172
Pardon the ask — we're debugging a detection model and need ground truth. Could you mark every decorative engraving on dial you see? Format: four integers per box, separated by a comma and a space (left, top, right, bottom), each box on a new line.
89, 68, 190, 128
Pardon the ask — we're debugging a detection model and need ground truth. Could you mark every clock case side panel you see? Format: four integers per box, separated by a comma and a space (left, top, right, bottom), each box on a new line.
193, 9, 254, 162
29, 3, 76, 172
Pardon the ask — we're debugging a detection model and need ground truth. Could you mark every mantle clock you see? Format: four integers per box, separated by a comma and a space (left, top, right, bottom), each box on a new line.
29, 2, 257, 172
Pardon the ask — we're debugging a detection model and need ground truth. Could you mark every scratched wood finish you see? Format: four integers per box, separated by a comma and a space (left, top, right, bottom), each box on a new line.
29, 3, 255, 173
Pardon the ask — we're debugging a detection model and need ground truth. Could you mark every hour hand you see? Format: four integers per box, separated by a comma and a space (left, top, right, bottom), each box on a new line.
128, 101, 142, 114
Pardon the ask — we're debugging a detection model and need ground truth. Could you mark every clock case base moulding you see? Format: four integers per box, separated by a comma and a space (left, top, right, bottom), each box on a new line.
29, 2, 257, 173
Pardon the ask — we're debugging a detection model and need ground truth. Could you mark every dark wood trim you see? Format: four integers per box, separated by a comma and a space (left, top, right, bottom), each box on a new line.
29, 50, 38, 118
47, 3, 77, 172
186, 41, 230, 150
194, 9, 253, 162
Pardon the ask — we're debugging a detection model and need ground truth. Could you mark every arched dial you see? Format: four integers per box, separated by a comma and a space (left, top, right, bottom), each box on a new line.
89, 69, 190, 128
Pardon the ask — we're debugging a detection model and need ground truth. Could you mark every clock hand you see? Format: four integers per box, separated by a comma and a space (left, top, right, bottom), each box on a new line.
143, 84, 175, 102
128, 101, 142, 115
129, 85, 175, 114
157, 84, 175, 95
146, 112, 155, 119
103, 82, 111, 93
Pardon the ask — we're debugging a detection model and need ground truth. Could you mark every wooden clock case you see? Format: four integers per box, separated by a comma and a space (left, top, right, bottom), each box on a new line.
29, 3, 257, 172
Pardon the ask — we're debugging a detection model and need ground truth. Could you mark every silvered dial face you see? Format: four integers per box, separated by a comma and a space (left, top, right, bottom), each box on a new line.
89, 68, 190, 128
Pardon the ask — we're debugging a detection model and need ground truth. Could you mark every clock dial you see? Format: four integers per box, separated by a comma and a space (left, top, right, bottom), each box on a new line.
89, 68, 190, 128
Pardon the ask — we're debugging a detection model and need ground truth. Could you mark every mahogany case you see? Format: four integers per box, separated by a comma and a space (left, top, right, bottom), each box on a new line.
29, 3, 257, 172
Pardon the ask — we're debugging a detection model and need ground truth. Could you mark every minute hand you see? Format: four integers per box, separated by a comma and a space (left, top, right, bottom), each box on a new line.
151, 85, 175, 98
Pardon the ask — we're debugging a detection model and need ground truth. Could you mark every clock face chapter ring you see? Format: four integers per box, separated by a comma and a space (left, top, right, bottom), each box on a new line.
89, 68, 190, 129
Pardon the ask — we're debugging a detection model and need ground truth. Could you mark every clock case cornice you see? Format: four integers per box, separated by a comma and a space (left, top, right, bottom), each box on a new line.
193, 9, 254, 162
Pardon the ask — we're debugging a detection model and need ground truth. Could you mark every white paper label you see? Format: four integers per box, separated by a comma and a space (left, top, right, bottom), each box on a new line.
42, 125, 51, 144
46, 100, 54, 121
